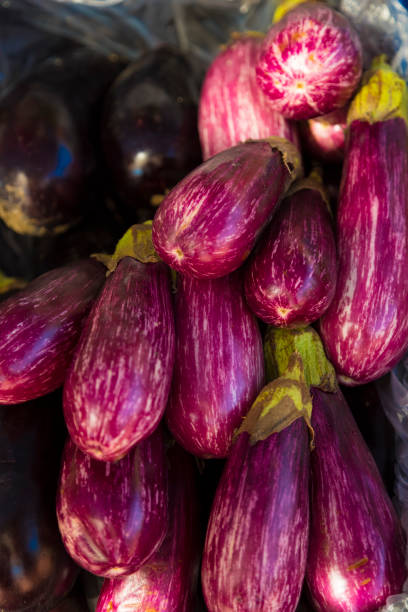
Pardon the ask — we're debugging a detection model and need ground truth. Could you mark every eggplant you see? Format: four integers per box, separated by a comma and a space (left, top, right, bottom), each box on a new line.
320, 58, 408, 384
301, 107, 347, 163
0, 258, 105, 404
166, 270, 264, 458
96, 444, 200, 611
256, 2, 362, 119
244, 171, 336, 327
63, 250, 175, 462
102, 46, 201, 221
56, 427, 168, 579
0, 393, 78, 611
152, 139, 302, 279
198, 33, 299, 161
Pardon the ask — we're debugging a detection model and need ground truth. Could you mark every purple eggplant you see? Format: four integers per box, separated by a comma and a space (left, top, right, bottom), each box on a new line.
166, 270, 264, 458
152, 140, 302, 279
307, 387, 406, 611
244, 172, 336, 327
320, 58, 408, 384
56, 427, 168, 579
256, 2, 362, 120
63, 254, 175, 462
96, 444, 200, 612
198, 33, 299, 160
301, 106, 347, 163
0, 258, 105, 404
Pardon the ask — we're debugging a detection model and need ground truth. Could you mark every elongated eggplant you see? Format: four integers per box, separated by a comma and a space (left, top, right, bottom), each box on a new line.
152, 139, 301, 279
63, 228, 175, 462
244, 172, 336, 327
301, 107, 347, 163
320, 58, 408, 384
198, 33, 299, 160
56, 427, 168, 579
96, 444, 200, 612
256, 2, 362, 120
0, 393, 78, 612
166, 270, 264, 458
0, 258, 105, 404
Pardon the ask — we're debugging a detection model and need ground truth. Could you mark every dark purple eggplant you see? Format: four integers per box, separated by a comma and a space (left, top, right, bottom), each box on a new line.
166, 270, 264, 458
244, 172, 336, 327
56, 427, 168, 578
0, 392, 78, 611
152, 139, 302, 279
96, 444, 200, 611
0, 258, 105, 404
102, 46, 201, 221
64, 252, 175, 462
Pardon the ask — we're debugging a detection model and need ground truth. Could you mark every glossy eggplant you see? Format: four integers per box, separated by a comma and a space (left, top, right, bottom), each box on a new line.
64, 255, 175, 462
152, 140, 301, 279
301, 107, 347, 163
244, 174, 336, 327
320, 59, 408, 384
56, 428, 168, 578
96, 444, 200, 612
0, 258, 105, 404
166, 271, 264, 458
307, 387, 406, 611
198, 33, 299, 160
102, 47, 201, 220
256, 2, 362, 119
0, 393, 78, 611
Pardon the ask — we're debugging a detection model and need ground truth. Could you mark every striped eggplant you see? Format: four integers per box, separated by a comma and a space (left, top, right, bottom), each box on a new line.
152, 140, 302, 279
166, 270, 264, 458
244, 171, 336, 327
320, 58, 408, 384
56, 427, 168, 579
256, 2, 362, 119
201, 358, 311, 611
63, 251, 175, 461
96, 444, 200, 612
0, 258, 104, 404
301, 106, 347, 163
198, 33, 299, 161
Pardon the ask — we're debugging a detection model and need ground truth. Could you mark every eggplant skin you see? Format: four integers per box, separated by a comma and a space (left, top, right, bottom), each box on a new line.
245, 186, 336, 327
56, 428, 168, 579
152, 141, 294, 279
0, 259, 105, 404
96, 444, 200, 612
202, 421, 310, 612
307, 388, 406, 612
63, 256, 175, 462
320, 117, 408, 384
166, 271, 264, 458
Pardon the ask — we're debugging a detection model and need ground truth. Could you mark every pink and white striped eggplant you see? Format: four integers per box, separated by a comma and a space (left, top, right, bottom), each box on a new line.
166, 270, 264, 458
198, 33, 299, 160
301, 106, 347, 163
0, 258, 104, 404
256, 2, 362, 119
307, 387, 406, 611
56, 427, 168, 579
244, 172, 336, 327
152, 140, 302, 279
63, 255, 175, 462
320, 58, 408, 384
96, 444, 200, 612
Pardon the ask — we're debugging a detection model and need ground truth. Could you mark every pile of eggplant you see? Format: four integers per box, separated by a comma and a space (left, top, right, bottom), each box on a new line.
0, 0, 407, 610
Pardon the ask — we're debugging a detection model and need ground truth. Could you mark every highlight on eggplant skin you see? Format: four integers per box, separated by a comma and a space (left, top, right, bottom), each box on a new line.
306, 387, 406, 612
256, 2, 363, 120
300, 106, 347, 163
202, 420, 310, 612
96, 444, 200, 612
166, 270, 264, 458
0, 258, 105, 405
63, 256, 175, 462
56, 428, 168, 579
198, 32, 299, 161
152, 140, 299, 279
244, 181, 336, 327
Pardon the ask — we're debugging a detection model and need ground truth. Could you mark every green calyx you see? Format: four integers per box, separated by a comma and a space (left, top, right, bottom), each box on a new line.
273, 0, 313, 23
0, 271, 26, 294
